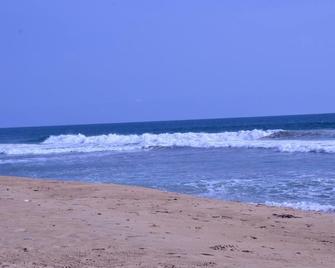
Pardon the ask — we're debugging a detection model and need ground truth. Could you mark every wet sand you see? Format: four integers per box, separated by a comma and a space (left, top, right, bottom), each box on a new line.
0, 176, 334, 268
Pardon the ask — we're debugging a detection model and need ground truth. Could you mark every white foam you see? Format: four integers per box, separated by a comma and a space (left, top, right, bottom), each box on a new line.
265, 201, 335, 212
1, 129, 335, 156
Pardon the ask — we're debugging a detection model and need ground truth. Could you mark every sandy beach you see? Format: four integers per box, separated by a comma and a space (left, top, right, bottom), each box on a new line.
0, 176, 334, 268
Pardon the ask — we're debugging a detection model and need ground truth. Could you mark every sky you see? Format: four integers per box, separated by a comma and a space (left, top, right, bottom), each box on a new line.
1, 1, 335, 128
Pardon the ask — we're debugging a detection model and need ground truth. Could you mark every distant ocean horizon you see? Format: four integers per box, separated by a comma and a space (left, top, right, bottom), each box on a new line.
1, 113, 335, 212
2, 112, 335, 129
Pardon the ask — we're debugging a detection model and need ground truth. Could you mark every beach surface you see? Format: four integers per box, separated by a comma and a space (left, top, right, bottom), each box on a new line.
0, 176, 334, 268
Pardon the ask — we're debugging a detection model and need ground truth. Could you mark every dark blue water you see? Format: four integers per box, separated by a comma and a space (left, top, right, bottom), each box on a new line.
1, 113, 335, 212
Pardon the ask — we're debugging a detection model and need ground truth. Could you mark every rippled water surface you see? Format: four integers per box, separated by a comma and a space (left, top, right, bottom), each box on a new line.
1, 113, 335, 212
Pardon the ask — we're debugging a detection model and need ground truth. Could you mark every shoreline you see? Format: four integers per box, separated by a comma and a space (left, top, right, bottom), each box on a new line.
1, 176, 335, 267
2, 175, 333, 214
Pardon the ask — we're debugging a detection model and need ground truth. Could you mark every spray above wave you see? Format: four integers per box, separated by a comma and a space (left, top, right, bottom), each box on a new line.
1, 129, 335, 155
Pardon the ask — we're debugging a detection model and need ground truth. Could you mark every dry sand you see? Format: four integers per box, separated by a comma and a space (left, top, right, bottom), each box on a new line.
0, 176, 334, 268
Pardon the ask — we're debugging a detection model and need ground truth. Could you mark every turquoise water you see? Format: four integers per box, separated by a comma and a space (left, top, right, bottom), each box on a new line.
1, 113, 335, 212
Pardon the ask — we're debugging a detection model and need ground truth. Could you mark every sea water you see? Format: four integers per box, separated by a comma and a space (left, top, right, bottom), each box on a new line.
1, 113, 335, 212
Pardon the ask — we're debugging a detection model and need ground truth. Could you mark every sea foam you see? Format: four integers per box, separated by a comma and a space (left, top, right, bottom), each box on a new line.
1, 129, 335, 155
265, 201, 335, 212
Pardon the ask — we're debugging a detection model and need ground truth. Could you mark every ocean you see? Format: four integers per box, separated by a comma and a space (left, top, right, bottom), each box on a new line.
1, 113, 335, 212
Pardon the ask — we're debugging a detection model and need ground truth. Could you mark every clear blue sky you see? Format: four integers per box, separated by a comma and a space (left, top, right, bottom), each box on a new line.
1, 1, 334, 127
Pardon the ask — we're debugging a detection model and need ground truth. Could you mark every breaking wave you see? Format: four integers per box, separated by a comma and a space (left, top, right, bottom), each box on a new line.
266, 129, 335, 139
1, 129, 335, 155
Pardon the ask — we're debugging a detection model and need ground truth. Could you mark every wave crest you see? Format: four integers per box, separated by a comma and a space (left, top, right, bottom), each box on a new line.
1, 129, 335, 155
42, 129, 276, 145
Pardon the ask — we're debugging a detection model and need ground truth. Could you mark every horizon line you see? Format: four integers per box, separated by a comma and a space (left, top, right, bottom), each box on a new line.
1, 111, 334, 130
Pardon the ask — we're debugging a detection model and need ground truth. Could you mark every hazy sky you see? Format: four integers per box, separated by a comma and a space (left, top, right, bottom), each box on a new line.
1, 1, 334, 127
